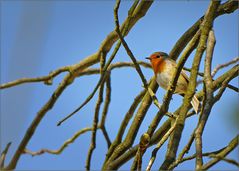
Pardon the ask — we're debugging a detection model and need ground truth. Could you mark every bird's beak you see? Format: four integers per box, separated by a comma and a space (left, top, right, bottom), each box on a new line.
145, 57, 151, 60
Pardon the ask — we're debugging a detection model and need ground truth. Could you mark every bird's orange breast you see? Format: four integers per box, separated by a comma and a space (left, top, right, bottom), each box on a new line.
151, 58, 166, 74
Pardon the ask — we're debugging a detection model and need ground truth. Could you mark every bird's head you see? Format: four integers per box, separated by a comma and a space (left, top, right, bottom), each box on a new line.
145, 51, 169, 61
146, 52, 169, 74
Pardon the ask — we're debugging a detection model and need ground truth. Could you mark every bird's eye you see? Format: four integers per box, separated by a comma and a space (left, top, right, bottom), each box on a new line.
156, 55, 160, 58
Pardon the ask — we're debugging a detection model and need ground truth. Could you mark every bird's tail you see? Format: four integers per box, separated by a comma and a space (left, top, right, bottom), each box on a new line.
191, 95, 200, 114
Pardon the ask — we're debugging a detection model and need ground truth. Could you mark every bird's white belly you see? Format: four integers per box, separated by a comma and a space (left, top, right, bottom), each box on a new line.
156, 70, 187, 94
156, 72, 171, 90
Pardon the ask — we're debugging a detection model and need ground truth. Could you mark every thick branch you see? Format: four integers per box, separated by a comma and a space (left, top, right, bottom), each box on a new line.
195, 30, 216, 170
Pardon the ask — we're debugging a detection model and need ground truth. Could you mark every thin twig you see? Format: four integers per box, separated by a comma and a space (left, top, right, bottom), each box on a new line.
146, 118, 178, 171
85, 53, 106, 171
23, 127, 94, 156
212, 57, 239, 77
183, 67, 204, 77
77, 61, 151, 77
181, 131, 196, 158
0, 142, 12, 169
99, 73, 112, 148
101, 126, 112, 149
0, 66, 71, 89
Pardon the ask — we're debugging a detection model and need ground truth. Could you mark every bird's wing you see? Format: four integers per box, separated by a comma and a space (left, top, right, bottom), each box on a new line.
166, 58, 192, 85
167, 58, 190, 83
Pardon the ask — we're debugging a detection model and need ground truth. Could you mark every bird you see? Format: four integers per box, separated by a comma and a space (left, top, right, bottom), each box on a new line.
146, 51, 200, 113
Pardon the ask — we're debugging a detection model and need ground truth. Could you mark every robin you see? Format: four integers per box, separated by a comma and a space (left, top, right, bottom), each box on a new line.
146, 51, 200, 113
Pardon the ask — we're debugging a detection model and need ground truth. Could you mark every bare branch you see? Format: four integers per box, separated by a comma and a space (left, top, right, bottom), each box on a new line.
102, 1, 159, 169
23, 127, 94, 156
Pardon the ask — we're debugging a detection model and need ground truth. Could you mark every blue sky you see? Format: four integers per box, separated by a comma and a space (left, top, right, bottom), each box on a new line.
1, 1, 238, 170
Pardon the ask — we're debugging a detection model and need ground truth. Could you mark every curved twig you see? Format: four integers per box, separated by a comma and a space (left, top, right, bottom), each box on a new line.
23, 127, 94, 156
0, 66, 71, 89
